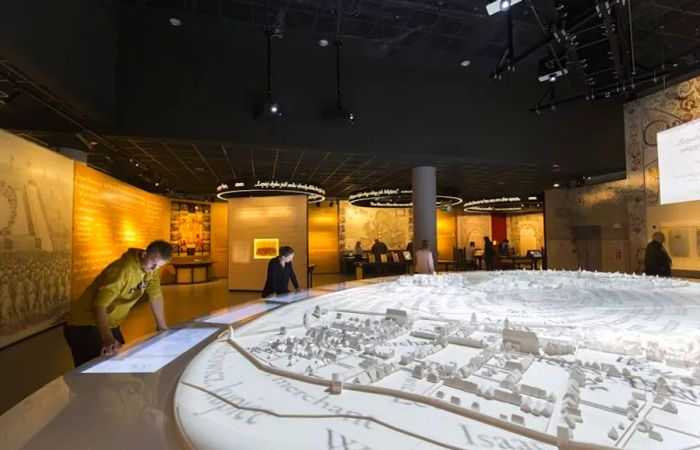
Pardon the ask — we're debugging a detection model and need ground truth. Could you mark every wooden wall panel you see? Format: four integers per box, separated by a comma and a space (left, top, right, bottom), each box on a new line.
210, 202, 228, 278
72, 163, 170, 299
228, 196, 308, 291
308, 202, 339, 273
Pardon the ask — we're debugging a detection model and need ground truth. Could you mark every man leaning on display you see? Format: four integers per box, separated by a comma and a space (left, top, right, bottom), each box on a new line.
63, 240, 173, 367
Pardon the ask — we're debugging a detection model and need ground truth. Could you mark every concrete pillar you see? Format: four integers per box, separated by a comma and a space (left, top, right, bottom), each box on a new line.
412, 166, 437, 262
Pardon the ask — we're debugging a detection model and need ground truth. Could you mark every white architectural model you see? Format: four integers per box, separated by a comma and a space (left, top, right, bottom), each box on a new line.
175, 271, 700, 449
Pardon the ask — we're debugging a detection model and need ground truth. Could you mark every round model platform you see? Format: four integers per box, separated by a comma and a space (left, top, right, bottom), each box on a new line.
174, 271, 700, 450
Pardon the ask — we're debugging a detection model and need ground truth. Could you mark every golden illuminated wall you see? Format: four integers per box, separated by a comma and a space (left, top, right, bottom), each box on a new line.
228, 195, 308, 291
210, 202, 228, 278
72, 163, 170, 298
436, 209, 456, 260
308, 201, 340, 273
457, 214, 492, 249
506, 213, 544, 256
339, 201, 412, 251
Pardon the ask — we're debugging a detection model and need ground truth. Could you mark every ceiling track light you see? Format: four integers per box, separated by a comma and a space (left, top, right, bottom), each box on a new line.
486, 0, 521, 15
257, 30, 282, 120
322, 38, 355, 126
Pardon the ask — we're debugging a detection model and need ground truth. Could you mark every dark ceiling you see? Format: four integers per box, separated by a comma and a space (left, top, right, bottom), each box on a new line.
14, 130, 575, 200
2, 0, 700, 201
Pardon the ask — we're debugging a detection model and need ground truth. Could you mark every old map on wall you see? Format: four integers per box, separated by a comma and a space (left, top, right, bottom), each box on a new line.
0, 131, 73, 348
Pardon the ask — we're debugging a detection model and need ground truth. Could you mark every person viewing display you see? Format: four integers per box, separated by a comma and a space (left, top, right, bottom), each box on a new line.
371, 238, 389, 275
63, 240, 173, 367
644, 231, 672, 277
414, 240, 435, 274
499, 239, 510, 256
262, 246, 300, 297
353, 241, 363, 262
484, 236, 495, 271
466, 241, 477, 269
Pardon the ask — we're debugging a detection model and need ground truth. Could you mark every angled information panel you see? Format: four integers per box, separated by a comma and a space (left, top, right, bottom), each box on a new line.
83, 328, 219, 374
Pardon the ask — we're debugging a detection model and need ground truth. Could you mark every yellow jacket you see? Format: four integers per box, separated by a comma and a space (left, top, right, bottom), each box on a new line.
66, 249, 163, 327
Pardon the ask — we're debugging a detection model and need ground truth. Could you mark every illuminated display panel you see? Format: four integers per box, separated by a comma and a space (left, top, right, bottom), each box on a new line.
253, 238, 279, 259
83, 328, 218, 374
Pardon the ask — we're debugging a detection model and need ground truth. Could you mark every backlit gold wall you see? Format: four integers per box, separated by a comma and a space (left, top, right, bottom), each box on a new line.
308, 202, 339, 273
228, 195, 308, 290
210, 202, 229, 278
72, 163, 170, 299
506, 213, 544, 256
436, 209, 456, 260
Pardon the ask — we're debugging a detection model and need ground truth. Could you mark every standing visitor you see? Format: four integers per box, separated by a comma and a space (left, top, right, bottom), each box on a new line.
644, 232, 672, 277
414, 240, 435, 274
484, 236, 495, 271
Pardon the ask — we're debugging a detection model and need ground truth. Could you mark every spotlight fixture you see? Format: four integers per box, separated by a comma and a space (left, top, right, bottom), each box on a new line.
169, 18, 182, 26
318, 39, 329, 47
553, 183, 560, 188
486, 0, 521, 15
256, 30, 283, 120
323, 39, 355, 126
460, 59, 471, 67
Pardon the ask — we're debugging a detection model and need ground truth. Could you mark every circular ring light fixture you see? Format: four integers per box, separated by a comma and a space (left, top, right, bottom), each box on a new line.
463, 196, 542, 213
216, 180, 326, 203
348, 188, 463, 208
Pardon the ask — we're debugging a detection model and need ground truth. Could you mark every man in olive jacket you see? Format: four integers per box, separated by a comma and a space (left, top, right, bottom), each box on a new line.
644, 231, 672, 277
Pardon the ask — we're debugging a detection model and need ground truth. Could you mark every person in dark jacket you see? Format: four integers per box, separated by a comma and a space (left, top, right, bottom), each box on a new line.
483, 236, 495, 271
644, 232, 672, 277
262, 246, 299, 297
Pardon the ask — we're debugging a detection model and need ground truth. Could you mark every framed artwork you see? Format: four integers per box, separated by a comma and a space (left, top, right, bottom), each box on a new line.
254, 238, 279, 259
170, 201, 211, 257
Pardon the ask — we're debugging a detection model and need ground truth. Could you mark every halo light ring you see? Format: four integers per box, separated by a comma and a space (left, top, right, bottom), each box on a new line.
217, 188, 326, 203
348, 189, 463, 208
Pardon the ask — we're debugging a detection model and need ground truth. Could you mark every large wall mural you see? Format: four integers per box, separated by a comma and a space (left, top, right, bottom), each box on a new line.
456, 214, 491, 248
338, 201, 412, 251
506, 213, 544, 256
0, 131, 73, 348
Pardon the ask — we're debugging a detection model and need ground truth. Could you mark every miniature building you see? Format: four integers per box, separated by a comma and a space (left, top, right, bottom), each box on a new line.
330, 373, 343, 395
385, 308, 409, 326
503, 328, 540, 355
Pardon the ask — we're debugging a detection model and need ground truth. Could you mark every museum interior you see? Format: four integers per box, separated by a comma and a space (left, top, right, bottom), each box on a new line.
2, 0, 700, 449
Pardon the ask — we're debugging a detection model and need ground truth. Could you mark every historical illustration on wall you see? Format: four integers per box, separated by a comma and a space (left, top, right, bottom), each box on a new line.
338, 201, 412, 251
457, 214, 491, 249
0, 131, 73, 348
171, 201, 211, 256
253, 238, 279, 259
506, 213, 544, 256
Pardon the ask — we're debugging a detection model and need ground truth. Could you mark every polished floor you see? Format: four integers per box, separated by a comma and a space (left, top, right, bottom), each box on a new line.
0, 273, 354, 415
